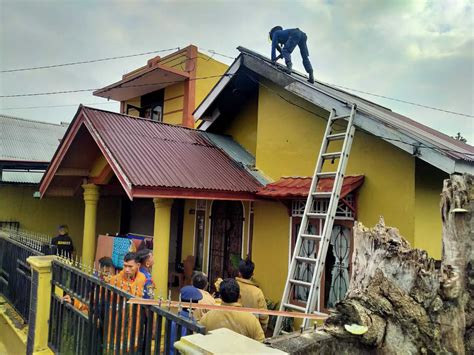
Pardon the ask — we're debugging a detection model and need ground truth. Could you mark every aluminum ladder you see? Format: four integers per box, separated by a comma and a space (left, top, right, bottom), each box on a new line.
273, 104, 357, 336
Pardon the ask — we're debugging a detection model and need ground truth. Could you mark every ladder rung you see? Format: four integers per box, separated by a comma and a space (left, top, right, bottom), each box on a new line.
332, 114, 350, 121
321, 152, 342, 160
289, 279, 312, 287
312, 192, 332, 199
316, 172, 337, 178
283, 303, 307, 312
326, 133, 346, 141
295, 256, 317, 264
307, 212, 327, 219
301, 233, 322, 240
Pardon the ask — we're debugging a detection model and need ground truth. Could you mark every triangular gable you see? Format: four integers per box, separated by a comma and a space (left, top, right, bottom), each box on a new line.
194, 47, 474, 175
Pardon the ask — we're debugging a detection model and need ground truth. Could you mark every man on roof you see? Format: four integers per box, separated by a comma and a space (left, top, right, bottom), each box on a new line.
269, 26, 315, 84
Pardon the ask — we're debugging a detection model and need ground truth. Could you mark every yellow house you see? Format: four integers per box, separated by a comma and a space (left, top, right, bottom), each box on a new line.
192, 47, 474, 310
36, 45, 474, 323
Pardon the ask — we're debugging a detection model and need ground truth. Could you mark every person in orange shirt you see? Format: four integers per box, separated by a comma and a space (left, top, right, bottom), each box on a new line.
109, 252, 146, 296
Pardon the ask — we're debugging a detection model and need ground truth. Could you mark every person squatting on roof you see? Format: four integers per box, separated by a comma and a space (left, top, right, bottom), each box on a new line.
236, 258, 269, 331
269, 26, 315, 84
199, 278, 265, 342
136, 248, 155, 299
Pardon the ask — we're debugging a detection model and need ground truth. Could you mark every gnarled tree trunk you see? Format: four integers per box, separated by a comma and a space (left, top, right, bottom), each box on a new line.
269, 174, 473, 354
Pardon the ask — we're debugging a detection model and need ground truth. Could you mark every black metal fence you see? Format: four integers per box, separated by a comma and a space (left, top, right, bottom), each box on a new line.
49, 259, 206, 355
0, 228, 51, 322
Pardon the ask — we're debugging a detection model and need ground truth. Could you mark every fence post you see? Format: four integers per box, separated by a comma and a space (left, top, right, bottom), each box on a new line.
26, 255, 55, 355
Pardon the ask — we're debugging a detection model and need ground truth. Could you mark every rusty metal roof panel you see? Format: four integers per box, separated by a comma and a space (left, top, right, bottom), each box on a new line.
0, 114, 67, 163
82, 107, 262, 192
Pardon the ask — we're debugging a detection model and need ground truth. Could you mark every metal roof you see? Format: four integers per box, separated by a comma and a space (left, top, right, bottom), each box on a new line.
0, 114, 67, 163
194, 47, 474, 174
1, 170, 44, 184
40, 106, 263, 199
257, 175, 364, 199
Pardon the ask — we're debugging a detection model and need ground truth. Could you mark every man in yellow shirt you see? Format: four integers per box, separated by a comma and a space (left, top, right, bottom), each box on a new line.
199, 279, 264, 342
235, 258, 269, 331
192, 272, 216, 320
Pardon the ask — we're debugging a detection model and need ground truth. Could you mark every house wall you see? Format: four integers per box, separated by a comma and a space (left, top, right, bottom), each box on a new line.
0, 184, 121, 255
251, 200, 290, 303
181, 199, 197, 260
120, 50, 227, 128
256, 80, 416, 239
414, 160, 447, 259
222, 95, 259, 156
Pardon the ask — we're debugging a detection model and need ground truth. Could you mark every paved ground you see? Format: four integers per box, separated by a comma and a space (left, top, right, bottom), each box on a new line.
0, 315, 25, 355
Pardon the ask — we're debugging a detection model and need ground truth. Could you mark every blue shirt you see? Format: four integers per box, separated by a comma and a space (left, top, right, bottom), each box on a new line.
139, 266, 154, 299
271, 28, 300, 61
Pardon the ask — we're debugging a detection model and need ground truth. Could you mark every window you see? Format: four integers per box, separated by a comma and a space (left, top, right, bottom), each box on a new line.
125, 89, 164, 122
290, 197, 354, 311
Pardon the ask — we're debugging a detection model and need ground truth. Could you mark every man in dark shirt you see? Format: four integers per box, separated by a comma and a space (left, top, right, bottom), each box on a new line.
269, 26, 314, 83
51, 225, 74, 257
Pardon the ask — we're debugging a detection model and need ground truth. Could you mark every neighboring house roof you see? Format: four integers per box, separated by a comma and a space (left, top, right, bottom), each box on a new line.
1, 170, 44, 184
0, 114, 67, 164
40, 106, 263, 200
257, 176, 364, 199
194, 47, 474, 174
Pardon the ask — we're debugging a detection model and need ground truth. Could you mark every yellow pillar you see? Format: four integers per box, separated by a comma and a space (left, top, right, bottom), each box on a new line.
82, 183, 100, 266
26, 255, 55, 355
152, 198, 173, 298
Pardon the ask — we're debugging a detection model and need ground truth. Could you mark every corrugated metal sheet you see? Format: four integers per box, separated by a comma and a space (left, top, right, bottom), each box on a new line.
235, 47, 474, 163
1, 170, 44, 184
202, 132, 269, 185
0, 114, 67, 162
82, 107, 262, 192
257, 175, 365, 198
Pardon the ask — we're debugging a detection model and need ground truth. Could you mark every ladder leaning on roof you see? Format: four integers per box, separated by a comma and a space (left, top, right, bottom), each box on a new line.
273, 104, 357, 336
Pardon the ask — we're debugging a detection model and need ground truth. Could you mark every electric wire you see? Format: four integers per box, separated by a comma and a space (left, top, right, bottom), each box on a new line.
0, 48, 180, 73
245, 73, 473, 157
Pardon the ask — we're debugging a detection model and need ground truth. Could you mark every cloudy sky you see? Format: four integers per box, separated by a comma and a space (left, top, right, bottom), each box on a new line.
1, 0, 473, 142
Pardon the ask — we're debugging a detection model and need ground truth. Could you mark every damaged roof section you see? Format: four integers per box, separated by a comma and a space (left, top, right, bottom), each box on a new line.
40, 106, 263, 200
194, 47, 474, 174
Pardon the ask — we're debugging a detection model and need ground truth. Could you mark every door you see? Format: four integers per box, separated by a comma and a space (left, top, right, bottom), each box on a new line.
209, 201, 243, 286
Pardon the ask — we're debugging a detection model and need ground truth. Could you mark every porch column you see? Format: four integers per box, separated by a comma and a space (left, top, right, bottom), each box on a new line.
152, 198, 173, 298
82, 183, 100, 266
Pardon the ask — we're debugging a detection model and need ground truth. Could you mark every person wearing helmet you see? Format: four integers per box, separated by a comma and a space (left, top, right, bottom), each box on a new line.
269, 26, 314, 84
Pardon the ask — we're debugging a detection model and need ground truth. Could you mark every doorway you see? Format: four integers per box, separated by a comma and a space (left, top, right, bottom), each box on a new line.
208, 201, 244, 285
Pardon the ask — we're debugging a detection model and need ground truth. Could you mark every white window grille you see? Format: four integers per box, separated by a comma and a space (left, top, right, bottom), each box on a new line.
291, 194, 355, 220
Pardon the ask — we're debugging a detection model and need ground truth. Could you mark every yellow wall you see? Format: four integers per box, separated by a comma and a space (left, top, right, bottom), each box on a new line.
414, 160, 447, 259
0, 184, 121, 255
163, 83, 185, 125
221, 95, 259, 156
255, 80, 416, 241
195, 54, 228, 107
251, 200, 290, 303
123, 96, 141, 117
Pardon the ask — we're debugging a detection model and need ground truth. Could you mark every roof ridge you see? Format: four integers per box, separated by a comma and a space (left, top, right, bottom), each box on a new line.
82, 105, 200, 132
0, 114, 67, 127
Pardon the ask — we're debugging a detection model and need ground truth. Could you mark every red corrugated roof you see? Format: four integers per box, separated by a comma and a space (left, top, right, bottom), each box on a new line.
257, 175, 364, 199
83, 107, 262, 193
40, 106, 262, 199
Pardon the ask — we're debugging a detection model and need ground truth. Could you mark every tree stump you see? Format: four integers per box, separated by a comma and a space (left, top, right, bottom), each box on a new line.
269, 174, 473, 354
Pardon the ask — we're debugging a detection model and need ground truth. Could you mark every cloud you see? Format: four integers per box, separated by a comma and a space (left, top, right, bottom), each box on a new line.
0, 0, 472, 141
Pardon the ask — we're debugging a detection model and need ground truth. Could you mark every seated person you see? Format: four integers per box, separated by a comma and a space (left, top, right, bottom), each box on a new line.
169, 286, 203, 355
199, 279, 264, 342
236, 258, 269, 331
192, 272, 216, 320
97, 256, 115, 282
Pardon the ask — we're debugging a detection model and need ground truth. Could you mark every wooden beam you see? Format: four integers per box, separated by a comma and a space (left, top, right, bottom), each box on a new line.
55, 168, 90, 177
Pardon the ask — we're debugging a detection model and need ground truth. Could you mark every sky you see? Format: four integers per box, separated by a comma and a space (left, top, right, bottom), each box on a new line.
1, 0, 473, 142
